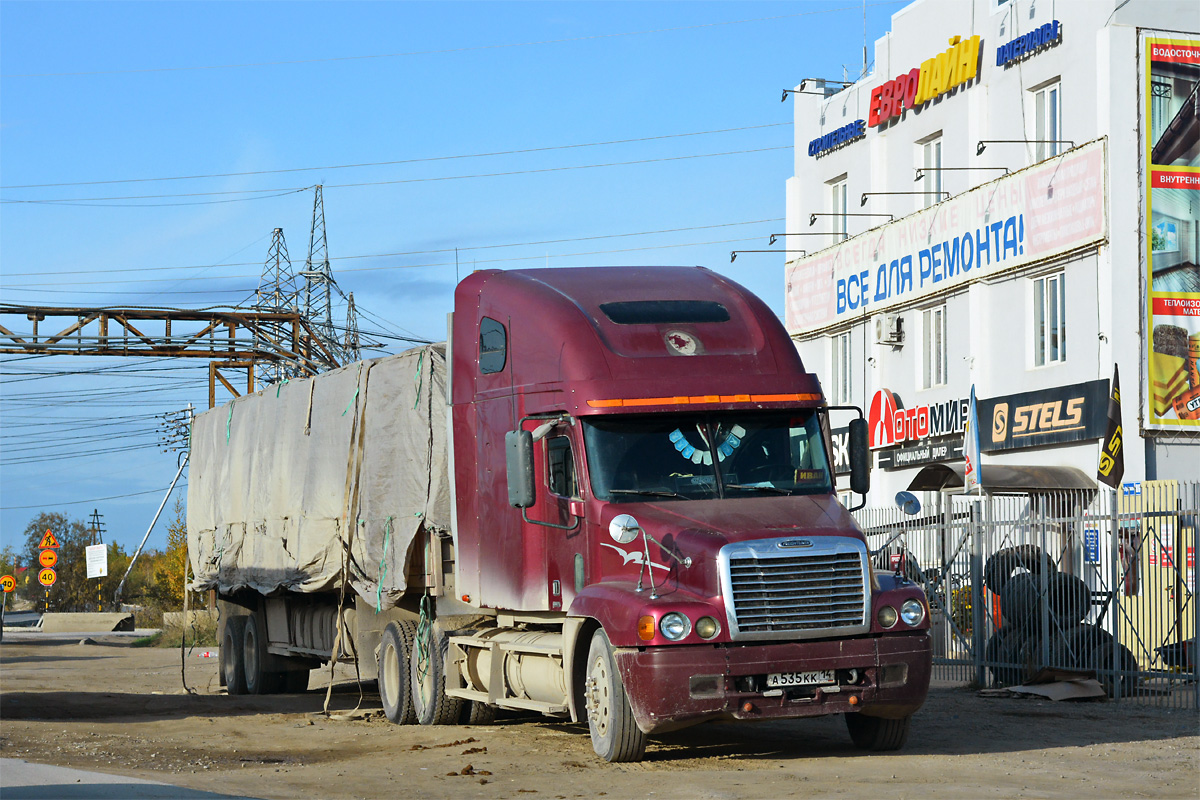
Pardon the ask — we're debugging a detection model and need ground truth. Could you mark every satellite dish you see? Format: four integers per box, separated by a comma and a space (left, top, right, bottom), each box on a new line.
895, 491, 921, 516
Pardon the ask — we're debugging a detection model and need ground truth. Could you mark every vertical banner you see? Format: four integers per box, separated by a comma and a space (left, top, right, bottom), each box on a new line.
1144, 36, 1200, 429
963, 385, 982, 494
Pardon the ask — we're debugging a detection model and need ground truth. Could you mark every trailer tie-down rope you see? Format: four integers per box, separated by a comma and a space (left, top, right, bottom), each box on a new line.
375, 516, 394, 614
413, 350, 424, 410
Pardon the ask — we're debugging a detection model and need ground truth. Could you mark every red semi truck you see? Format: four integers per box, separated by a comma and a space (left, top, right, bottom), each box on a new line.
189, 266, 931, 762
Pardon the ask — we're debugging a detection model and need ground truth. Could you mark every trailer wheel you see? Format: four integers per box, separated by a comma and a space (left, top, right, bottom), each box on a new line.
410, 623, 463, 725
242, 611, 282, 695
583, 629, 646, 763
222, 616, 248, 695
845, 713, 911, 751
459, 700, 497, 725
379, 621, 417, 725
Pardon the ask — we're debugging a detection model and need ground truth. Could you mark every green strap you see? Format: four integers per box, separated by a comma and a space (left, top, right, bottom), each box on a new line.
225, 404, 233, 444
375, 516, 394, 613
342, 365, 363, 417
413, 350, 424, 410
275, 377, 290, 398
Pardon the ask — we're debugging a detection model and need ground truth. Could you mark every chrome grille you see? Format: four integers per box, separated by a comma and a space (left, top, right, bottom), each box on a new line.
718, 537, 870, 641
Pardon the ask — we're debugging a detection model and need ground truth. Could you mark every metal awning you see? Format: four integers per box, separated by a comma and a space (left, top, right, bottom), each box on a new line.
906, 463, 1097, 494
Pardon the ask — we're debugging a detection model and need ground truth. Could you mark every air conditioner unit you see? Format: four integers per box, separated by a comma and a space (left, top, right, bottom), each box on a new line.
874, 313, 903, 345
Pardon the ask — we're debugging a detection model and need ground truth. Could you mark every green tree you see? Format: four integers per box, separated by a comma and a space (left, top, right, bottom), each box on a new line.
152, 499, 189, 610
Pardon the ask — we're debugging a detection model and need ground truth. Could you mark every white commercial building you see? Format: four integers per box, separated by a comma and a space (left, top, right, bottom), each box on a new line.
783, 0, 1200, 507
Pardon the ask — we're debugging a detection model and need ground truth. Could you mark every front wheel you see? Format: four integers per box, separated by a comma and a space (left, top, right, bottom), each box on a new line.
583, 629, 646, 763
845, 713, 911, 751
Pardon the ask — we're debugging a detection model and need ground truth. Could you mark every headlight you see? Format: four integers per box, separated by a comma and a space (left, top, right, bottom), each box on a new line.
901, 599, 926, 627
877, 605, 898, 628
695, 616, 721, 640
659, 612, 692, 641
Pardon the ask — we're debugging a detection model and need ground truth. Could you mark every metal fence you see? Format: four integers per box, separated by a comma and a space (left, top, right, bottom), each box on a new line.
856, 480, 1199, 709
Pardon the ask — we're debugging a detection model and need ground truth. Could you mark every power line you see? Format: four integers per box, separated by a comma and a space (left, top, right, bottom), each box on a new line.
1, 123, 791, 190
2, 7, 878, 78
2, 217, 780, 277
0, 483, 189, 510
0, 146, 789, 205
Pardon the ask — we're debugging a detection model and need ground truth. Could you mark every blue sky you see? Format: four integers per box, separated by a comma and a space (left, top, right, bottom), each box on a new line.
0, 1, 899, 556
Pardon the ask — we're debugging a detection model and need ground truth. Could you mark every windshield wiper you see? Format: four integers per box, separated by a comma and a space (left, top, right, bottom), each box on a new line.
725, 483, 792, 495
609, 488, 680, 498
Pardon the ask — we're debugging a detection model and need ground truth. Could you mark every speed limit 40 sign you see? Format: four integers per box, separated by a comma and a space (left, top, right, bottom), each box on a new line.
0, 574, 15, 593
38, 568, 56, 588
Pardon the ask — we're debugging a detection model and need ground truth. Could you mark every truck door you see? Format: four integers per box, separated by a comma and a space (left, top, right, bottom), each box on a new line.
541, 429, 585, 611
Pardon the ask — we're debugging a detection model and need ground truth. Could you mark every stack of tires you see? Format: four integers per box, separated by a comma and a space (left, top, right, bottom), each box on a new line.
983, 546, 1136, 697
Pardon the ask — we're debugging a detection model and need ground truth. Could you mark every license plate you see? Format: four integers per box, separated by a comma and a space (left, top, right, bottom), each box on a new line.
766, 670, 835, 688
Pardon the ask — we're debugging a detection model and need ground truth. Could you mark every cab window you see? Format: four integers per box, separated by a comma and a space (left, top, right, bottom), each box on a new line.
479, 317, 507, 374
547, 436, 578, 498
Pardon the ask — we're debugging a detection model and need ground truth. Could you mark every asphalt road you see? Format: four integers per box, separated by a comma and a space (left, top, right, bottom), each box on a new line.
0, 758, 257, 799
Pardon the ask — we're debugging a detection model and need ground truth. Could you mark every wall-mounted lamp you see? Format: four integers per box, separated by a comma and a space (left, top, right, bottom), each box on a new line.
808, 212, 894, 226
976, 139, 1075, 156
767, 232, 840, 245
730, 250, 807, 262
860, 191, 950, 207
914, 166, 1010, 182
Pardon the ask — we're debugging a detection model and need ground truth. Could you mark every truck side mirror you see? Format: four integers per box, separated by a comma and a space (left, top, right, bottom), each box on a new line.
848, 417, 870, 496
505, 430, 535, 508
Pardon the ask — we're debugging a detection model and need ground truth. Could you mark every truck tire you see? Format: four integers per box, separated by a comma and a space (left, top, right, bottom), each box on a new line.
379, 621, 417, 725
845, 713, 911, 751
583, 629, 646, 763
222, 616, 248, 695
242, 611, 282, 695
410, 623, 463, 726
984, 545, 1056, 595
460, 700, 497, 725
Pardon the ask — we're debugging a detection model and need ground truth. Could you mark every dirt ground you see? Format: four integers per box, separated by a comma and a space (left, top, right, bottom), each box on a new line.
1, 635, 1196, 800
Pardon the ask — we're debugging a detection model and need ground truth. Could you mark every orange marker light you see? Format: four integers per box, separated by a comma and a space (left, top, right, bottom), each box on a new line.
848, 695, 859, 706
637, 615, 656, 641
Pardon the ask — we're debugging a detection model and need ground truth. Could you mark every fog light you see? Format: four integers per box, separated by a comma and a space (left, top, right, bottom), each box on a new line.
659, 612, 692, 641
637, 615, 655, 641
877, 605, 898, 628
695, 616, 721, 639
901, 598, 926, 627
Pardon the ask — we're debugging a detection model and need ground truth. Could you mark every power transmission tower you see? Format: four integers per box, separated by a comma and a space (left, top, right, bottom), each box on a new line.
254, 228, 304, 386
343, 292, 361, 364
87, 509, 106, 546
302, 186, 340, 356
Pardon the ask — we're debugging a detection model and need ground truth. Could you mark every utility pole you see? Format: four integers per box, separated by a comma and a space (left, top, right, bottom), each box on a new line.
87, 509, 106, 610
302, 186, 339, 359
343, 292, 361, 364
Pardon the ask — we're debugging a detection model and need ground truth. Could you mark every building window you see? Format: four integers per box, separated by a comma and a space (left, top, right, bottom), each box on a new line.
830, 177, 848, 242
831, 331, 851, 404
919, 135, 942, 208
1031, 81, 1062, 161
921, 305, 947, 389
1033, 272, 1066, 366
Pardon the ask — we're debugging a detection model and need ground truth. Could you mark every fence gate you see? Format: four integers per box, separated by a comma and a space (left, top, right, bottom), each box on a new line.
857, 481, 1198, 709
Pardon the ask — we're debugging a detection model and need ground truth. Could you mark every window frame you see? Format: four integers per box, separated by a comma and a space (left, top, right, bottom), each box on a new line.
919, 134, 943, 208
1030, 79, 1062, 162
831, 330, 852, 405
546, 435, 579, 499
829, 176, 849, 243
1032, 271, 1067, 367
920, 304, 948, 389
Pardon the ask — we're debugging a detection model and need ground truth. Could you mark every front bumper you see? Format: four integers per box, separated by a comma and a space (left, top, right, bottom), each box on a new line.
613, 632, 932, 734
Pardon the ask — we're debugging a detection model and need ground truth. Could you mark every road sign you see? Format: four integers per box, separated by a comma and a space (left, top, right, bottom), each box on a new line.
38, 530, 61, 549
38, 568, 56, 588
85, 544, 108, 579
39, 549, 58, 569
0, 575, 14, 593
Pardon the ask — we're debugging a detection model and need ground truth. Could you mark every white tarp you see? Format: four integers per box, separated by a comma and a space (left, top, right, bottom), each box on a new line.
187, 344, 450, 608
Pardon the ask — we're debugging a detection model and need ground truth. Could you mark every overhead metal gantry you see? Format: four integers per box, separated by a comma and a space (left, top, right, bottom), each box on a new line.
0, 304, 344, 407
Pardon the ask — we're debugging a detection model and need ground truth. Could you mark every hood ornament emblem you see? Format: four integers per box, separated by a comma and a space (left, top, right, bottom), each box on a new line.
779, 538, 813, 548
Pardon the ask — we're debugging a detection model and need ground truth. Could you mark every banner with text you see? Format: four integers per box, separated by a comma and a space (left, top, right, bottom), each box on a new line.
785, 139, 1107, 335
1143, 35, 1200, 430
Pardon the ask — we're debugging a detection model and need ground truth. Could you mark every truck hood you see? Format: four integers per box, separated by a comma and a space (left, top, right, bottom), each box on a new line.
611, 495, 865, 599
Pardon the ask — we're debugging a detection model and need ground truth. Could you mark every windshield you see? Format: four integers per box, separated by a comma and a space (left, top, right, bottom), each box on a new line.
583, 411, 833, 502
